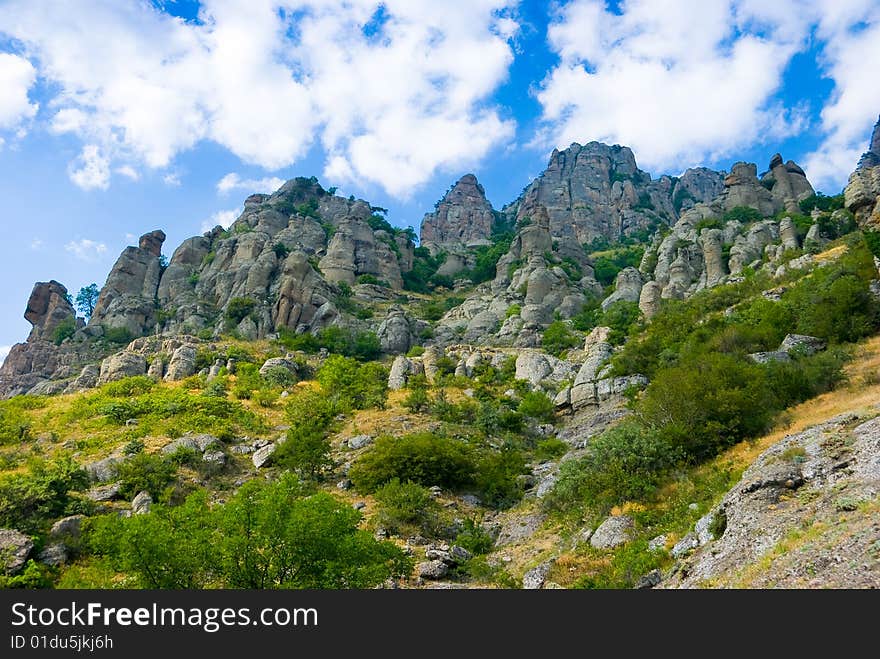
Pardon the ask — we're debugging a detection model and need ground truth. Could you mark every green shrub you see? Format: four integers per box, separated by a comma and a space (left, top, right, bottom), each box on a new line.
505, 304, 522, 319
317, 355, 388, 411
89, 476, 412, 589
225, 297, 256, 325
722, 206, 763, 225
453, 517, 494, 555
349, 433, 476, 493
104, 326, 133, 344
52, 317, 76, 345
402, 376, 430, 413
272, 242, 290, 259
474, 449, 526, 508
373, 479, 441, 535
0, 456, 89, 532
541, 320, 580, 357
517, 391, 555, 422
261, 365, 298, 387
116, 452, 177, 500
406, 345, 425, 357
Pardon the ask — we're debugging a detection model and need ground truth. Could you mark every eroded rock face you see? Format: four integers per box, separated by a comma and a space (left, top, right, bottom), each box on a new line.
97, 352, 147, 385
764, 154, 814, 213
24, 281, 76, 342
420, 174, 496, 249
846, 117, 880, 228
0, 529, 33, 575
90, 230, 166, 337
320, 218, 405, 289
514, 142, 679, 243
273, 251, 336, 333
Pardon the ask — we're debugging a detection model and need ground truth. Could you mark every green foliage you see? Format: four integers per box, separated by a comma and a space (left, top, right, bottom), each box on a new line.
0, 398, 34, 445
274, 389, 336, 479
225, 297, 257, 325
103, 326, 133, 345
799, 192, 845, 214
272, 242, 290, 260
116, 452, 177, 500
722, 206, 763, 225
534, 438, 568, 461
349, 433, 476, 493
0, 456, 89, 533
356, 274, 388, 287
462, 230, 515, 284
517, 390, 555, 422
261, 365, 298, 387
75, 284, 100, 319
590, 245, 645, 287
573, 540, 665, 589
541, 320, 580, 357
601, 300, 642, 345
278, 326, 382, 361
406, 345, 425, 358
317, 355, 388, 411
402, 247, 447, 293
52, 317, 76, 345
373, 479, 441, 535
863, 230, 880, 258
505, 303, 522, 319
474, 449, 526, 508
89, 475, 412, 588
694, 218, 723, 233
453, 517, 494, 555
402, 376, 430, 413
673, 187, 694, 213
0, 560, 54, 589
417, 300, 446, 321
547, 420, 681, 514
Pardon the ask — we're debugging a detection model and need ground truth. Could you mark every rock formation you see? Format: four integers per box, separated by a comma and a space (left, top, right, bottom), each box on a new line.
846, 116, 880, 228
421, 174, 496, 248
24, 281, 76, 342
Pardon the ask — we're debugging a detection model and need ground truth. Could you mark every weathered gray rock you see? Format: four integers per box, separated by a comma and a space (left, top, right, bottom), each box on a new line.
347, 435, 373, 450
635, 569, 663, 589
779, 334, 825, 356
377, 308, 416, 355
86, 482, 122, 501
388, 355, 413, 390
161, 436, 200, 455
85, 456, 122, 483
748, 351, 791, 364
259, 357, 299, 379
24, 280, 76, 342
421, 174, 496, 251
37, 543, 68, 567
601, 267, 643, 310
202, 450, 227, 466
417, 560, 449, 580
131, 491, 152, 515
523, 560, 554, 589
65, 364, 100, 393
97, 352, 147, 385
164, 345, 197, 381
638, 280, 662, 319
0, 529, 33, 574
671, 532, 700, 558
590, 515, 635, 549
764, 154, 814, 213
90, 230, 166, 337
49, 515, 85, 542
648, 535, 668, 552
252, 443, 277, 468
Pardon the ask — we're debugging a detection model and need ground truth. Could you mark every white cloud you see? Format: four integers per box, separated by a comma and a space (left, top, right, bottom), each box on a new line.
162, 172, 181, 187
0, 345, 10, 367
116, 165, 140, 180
0, 0, 518, 197
69, 145, 111, 190
65, 238, 108, 261
0, 52, 38, 137
217, 173, 285, 195
30, 238, 43, 250
537, 0, 813, 173
801, 3, 880, 191
201, 207, 241, 233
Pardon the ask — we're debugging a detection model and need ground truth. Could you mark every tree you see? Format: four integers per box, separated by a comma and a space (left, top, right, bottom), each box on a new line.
76, 284, 100, 319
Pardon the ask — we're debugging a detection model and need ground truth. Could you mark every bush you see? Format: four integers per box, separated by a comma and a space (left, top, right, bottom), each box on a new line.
349, 433, 476, 493
547, 421, 681, 514
453, 517, 494, 555
225, 297, 256, 325
317, 355, 388, 411
0, 456, 89, 533
116, 452, 177, 500
373, 479, 441, 535
517, 391, 555, 422
52, 317, 76, 345
261, 365, 298, 387
541, 320, 580, 357
402, 376, 430, 413
89, 476, 412, 589
104, 326, 133, 344
274, 388, 338, 479
474, 449, 526, 508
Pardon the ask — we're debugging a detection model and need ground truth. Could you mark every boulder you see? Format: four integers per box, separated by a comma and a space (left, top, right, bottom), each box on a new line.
132, 491, 152, 515
24, 280, 76, 342
417, 560, 449, 580
259, 357, 299, 379
601, 267, 643, 310
0, 529, 33, 574
49, 515, 85, 542
164, 345, 198, 381
37, 543, 68, 567
97, 352, 147, 385
378, 308, 416, 355
347, 435, 373, 450
388, 355, 414, 390
779, 334, 825, 356
522, 560, 554, 590
590, 515, 635, 549
638, 281, 662, 319
85, 456, 122, 483
252, 443, 277, 468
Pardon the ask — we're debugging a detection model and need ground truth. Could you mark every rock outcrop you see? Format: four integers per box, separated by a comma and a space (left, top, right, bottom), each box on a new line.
90, 230, 166, 337
421, 174, 496, 248
846, 116, 880, 228
24, 281, 77, 342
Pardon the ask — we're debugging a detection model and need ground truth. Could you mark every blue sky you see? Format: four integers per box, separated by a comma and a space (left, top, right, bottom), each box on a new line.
1, 0, 879, 360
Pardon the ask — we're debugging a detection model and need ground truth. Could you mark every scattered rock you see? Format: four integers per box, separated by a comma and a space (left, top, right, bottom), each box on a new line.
671, 533, 700, 558
590, 515, 635, 549
635, 569, 663, 589
347, 435, 373, 450
86, 482, 122, 501
252, 443, 277, 468
85, 456, 122, 483
417, 560, 449, 580
37, 544, 69, 567
49, 515, 85, 542
523, 560, 554, 589
0, 529, 33, 575
131, 491, 152, 515
202, 450, 227, 467
648, 535, 668, 552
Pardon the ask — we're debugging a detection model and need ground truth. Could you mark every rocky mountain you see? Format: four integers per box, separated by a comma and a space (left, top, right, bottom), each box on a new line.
845, 115, 880, 228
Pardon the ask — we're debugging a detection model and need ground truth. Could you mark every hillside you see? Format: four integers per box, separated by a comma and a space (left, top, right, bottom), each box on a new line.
1, 116, 879, 589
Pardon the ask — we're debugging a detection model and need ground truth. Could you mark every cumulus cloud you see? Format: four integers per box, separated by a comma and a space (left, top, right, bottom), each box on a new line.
801, 2, 880, 191
68, 145, 111, 190
201, 207, 241, 233
217, 173, 285, 195
0, 52, 38, 137
0, 0, 518, 196
0, 345, 10, 367
537, 0, 813, 173
65, 238, 108, 261
30, 238, 43, 250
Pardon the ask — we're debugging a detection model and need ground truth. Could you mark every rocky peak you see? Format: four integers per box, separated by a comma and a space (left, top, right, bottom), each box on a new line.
89, 230, 167, 337
672, 168, 726, 213
856, 115, 880, 170
763, 154, 814, 213
420, 173, 496, 248
513, 141, 677, 244
24, 280, 76, 342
